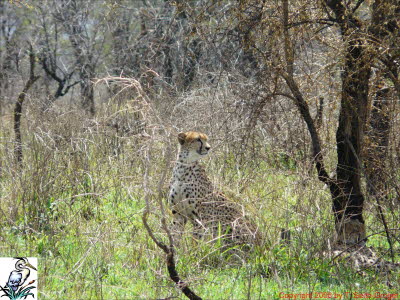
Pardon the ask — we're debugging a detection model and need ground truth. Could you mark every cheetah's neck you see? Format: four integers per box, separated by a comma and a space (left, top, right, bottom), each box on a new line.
173, 156, 211, 185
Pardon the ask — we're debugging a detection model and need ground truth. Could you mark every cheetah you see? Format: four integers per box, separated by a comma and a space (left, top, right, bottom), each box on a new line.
168, 131, 259, 246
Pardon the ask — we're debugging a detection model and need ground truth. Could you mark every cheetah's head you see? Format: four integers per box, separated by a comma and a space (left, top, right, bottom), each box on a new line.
177, 131, 211, 163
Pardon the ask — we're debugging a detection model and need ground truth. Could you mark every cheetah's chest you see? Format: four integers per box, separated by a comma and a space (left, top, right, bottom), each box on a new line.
169, 164, 212, 214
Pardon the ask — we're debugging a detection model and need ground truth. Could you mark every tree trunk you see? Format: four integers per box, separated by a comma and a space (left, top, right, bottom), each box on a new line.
280, 0, 368, 244
364, 86, 395, 260
14, 47, 39, 165
327, 1, 372, 244
365, 0, 399, 196
80, 74, 95, 116
365, 87, 391, 196
334, 51, 370, 244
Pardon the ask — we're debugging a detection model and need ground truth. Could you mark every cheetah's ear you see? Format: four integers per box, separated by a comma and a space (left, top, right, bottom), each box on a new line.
178, 132, 186, 145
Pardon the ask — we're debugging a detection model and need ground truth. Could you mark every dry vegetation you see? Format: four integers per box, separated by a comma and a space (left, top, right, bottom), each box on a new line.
0, 73, 398, 298
0, 0, 399, 299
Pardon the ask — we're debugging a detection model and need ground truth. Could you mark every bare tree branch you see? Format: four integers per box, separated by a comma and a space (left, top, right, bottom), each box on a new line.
14, 44, 40, 165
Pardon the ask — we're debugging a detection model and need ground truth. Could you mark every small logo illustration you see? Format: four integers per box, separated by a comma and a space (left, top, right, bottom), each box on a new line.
0, 257, 37, 300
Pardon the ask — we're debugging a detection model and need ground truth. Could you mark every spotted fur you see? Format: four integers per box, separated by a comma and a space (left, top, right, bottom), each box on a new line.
169, 131, 259, 245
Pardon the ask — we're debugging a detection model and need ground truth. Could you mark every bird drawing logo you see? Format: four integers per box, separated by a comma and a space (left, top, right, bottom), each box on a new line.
0, 257, 37, 300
